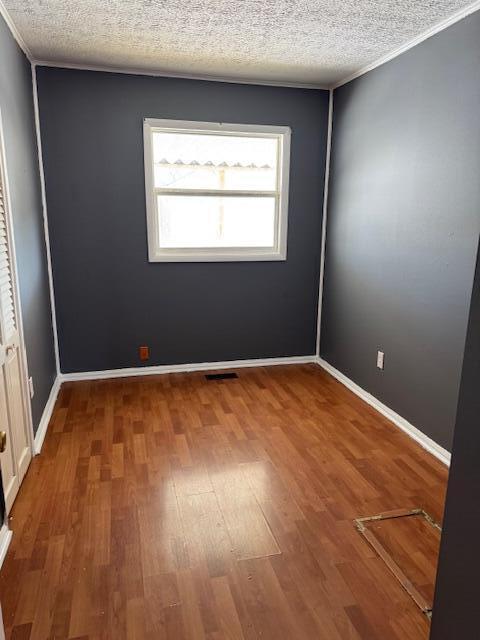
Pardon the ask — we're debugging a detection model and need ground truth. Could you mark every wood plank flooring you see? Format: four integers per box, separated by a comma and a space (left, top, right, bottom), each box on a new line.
0, 364, 448, 639
368, 512, 441, 609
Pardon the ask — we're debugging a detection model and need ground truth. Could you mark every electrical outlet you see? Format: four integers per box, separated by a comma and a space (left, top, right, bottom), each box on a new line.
377, 351, 385, 370
28, 376, 34, 398
139, 346, 150, 361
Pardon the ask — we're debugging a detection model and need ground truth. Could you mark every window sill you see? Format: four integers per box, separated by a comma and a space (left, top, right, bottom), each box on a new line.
148, 248, 287, 263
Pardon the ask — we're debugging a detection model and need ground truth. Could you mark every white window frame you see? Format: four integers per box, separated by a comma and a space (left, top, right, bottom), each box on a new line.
143, 118, 291, 262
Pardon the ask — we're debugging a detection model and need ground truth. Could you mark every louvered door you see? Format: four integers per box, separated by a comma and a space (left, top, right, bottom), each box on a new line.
0, 139, 32, 514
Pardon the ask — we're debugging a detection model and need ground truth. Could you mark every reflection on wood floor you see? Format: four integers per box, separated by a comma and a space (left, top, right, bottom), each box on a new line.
0, 364, 448, 639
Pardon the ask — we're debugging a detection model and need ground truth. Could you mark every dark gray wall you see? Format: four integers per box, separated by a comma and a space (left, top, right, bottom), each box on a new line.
0, 16, 56, 432
321, 12, 480, 451
36, 68, 329, 373
430, 238, 480, 639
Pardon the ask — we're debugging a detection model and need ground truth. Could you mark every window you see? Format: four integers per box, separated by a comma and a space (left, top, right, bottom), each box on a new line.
143, 119, 290, 262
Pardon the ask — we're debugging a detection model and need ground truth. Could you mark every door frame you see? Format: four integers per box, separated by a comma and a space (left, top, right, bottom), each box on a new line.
0, 108, 36, 459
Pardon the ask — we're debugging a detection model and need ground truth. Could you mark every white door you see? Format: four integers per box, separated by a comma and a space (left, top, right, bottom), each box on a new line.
0, 132, 32, 514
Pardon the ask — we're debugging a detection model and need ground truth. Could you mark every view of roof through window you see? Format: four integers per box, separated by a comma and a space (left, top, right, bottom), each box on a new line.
152, 131, 278, 191
152, 130, 280, 249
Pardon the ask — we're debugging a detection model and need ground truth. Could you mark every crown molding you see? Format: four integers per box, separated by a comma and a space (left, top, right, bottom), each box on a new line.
32, 59, 329, 91
316, 89, 333, 356
333, 0, 480, 89
0, 0, 32, 59
31, 65, 61, 375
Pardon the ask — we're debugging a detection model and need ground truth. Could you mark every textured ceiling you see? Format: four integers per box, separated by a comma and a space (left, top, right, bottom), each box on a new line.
4, 0, 476, 86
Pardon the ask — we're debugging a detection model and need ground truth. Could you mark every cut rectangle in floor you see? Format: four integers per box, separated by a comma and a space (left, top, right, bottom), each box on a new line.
354, 508, 442, 618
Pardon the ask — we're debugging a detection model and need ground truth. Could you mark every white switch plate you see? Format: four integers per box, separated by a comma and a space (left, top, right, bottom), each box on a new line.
377, 351, 385, 370
28, 376, 34, 398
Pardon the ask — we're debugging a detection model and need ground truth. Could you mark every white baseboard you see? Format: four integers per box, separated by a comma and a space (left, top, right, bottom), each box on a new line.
60, 355, 316, 383
33, 358, 450, 468
33, 375, 61, 454
0, 524, 12, 569
317, 357, 451, 467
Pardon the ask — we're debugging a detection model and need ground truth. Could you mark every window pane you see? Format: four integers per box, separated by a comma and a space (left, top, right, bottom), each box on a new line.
157, 195, 276, 248
153, 132, 278, 191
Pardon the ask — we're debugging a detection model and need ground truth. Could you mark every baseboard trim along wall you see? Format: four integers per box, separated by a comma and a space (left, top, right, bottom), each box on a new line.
317, 357, 451, 467
0, 524, 12, 569
33, 375, 61, 454
60, 355, 318, 383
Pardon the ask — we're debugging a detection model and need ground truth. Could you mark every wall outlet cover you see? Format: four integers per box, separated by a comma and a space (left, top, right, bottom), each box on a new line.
139, 346, 150, 361
377, 351, 385, 370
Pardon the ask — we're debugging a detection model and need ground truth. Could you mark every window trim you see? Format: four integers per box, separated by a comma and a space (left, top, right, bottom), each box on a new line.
143, 118, 291, 262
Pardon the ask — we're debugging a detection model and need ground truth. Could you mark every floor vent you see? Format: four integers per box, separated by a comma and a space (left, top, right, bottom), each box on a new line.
205, 372, 238, 381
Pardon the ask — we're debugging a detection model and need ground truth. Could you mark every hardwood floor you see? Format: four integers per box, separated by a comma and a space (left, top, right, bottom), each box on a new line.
0, 364, 448, 639
367, 511, 441, 611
